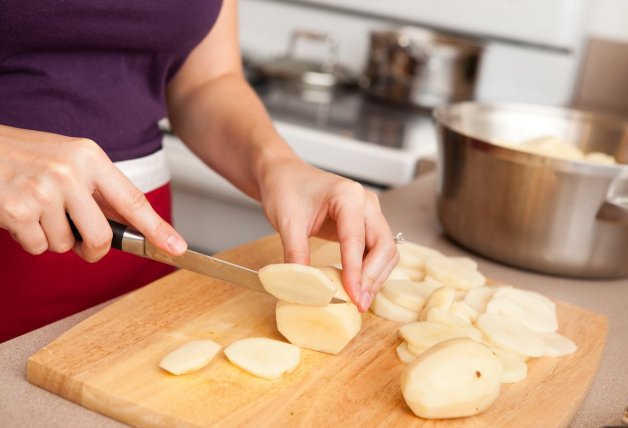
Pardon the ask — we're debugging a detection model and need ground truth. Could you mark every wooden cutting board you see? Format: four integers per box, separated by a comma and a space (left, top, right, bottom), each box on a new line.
27, 235, 608, 428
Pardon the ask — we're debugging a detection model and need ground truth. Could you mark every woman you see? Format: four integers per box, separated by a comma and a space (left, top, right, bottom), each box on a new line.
0, 0, 398, 342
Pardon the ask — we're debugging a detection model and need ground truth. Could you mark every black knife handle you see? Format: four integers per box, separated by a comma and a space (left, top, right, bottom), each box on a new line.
66, 214, 128, 251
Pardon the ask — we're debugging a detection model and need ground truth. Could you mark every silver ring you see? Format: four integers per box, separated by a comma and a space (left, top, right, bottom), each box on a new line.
394, 232, 405, 244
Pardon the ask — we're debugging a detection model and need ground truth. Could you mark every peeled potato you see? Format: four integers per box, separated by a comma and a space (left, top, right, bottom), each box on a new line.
258, 263, 337, 306
449, 301, 476, 324
224, 337, 300, 380
276, 300, 361, 354
397, 242, 445, 271
518, 136, 584, 161
422, 276, 444, 290
380, 280, 432, 312
159, 340, 222, 376
425, 257, 485, 290
418, 286, 456, 321
585, 151, 616, 164
399, 321, 476, 355
490, 287, 558, 333
426, 308, 483, 342
401, 338, 502, 419
398, 266, 425, 282
276, 270, 361, 355
387, 266, 413, 280
492, 348, 528, 383
370, 292, 420, 323
463, 286, 496, 315
540, 332, 577, 357
476, 313, 545, 358
449, 256, 478, 271
396, 341, 419, 364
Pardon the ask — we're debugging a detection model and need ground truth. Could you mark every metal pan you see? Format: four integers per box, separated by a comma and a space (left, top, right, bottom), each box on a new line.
433, 101, 628, 278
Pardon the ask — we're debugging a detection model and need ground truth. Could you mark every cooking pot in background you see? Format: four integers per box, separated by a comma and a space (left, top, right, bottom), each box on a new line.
249, 29, 359, 116
253, 30, 358, 89
362, 28, 483, 108
433, 102, 628, 278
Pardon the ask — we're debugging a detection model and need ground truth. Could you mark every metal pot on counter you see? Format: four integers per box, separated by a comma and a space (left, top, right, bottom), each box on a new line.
362, 28, 483, 108
433, 102, 628, 278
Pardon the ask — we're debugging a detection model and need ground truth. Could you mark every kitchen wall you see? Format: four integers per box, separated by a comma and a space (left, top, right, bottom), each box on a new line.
572, 0, 628, 118
239, 0, 586, 106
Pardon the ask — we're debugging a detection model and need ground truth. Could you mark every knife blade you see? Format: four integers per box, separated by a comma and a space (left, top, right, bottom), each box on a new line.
68, 217, 348, 303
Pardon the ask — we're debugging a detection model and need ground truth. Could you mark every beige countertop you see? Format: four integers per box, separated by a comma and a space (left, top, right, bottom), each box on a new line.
1, 172, 627, 427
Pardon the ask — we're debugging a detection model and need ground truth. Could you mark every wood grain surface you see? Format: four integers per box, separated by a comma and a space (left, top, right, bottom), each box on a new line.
27, 235, 608, 428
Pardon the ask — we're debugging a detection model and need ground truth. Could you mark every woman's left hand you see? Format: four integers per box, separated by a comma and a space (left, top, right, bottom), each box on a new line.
258, 155, 399, 312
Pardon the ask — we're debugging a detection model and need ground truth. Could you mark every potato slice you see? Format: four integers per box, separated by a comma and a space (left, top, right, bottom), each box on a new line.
426, 308, 483, 341
401, 338, 502, 419
396, 341, 419, 364
486, 293, 525, 321
449, 256, 478, 271
491, 348, 528, 383
224, 337, 300, 379
463, 286, 496, 315
399, 321, 476, 355
491, 287, 558, 333
476, 313, 545, 358
540, 332, 577, 357
423, 275, 444, 290
159, 340, 222, 375
387, 266, 413, 281
418, 286, 456, 321
380, 280, 432, 312
425, 257, 485, 290
585, 151, 616, 164
276, 299, 361, 355
397, 242, 445, 271
449, 301, 477, 324
370, 292, 420, 323
400, 267, 425, 282
258, 263, 337, 306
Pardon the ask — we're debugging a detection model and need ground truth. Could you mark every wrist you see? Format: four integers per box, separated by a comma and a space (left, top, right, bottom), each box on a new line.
248, 126, 302, 188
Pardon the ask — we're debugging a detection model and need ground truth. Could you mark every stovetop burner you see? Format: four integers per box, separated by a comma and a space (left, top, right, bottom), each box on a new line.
253, 81, 436, 154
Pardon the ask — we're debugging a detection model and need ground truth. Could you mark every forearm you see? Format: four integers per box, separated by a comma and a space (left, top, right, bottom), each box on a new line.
167, 73, 299, 201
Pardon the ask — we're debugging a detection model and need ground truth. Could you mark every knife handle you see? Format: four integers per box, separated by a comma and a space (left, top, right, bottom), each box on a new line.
66, 214, 129, 251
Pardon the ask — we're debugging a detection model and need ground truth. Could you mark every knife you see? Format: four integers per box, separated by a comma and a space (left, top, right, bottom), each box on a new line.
68, 217, 348, 304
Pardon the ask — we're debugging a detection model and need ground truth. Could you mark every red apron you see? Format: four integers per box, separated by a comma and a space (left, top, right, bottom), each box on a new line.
0, 184, 175, 343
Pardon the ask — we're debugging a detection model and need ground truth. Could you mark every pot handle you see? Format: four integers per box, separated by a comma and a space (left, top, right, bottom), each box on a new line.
286, 30, 339, 73
597, 171, 628, 224
596, 197, 628, 224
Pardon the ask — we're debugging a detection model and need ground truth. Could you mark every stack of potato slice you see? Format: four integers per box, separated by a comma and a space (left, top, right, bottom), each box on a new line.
371, 241, 577, 419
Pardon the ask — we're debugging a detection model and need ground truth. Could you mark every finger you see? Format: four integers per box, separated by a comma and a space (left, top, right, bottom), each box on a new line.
95, 166, 186, 255
66, 191, 112, 263
360, 195, 398, 304
361, 215, 398, 290
9, 222, 48, 255
362, 243, 399, 294
334, 202, 367, 311
40, 203, 75, 254
277, 220, 310, 265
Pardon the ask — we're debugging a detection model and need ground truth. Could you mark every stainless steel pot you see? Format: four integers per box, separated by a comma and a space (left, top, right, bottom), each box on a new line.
433, 102, 628, 278
254, 30, 357, 89
362, 28, 483, 108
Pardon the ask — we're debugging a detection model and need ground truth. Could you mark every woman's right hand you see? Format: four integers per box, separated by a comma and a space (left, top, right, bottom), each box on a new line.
0, 125, 187, 261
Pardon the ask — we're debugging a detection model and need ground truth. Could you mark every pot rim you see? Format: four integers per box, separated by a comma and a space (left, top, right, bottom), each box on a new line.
433, 101, 628, 178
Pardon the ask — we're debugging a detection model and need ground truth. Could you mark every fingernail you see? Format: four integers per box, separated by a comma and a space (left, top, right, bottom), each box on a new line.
360, 291, 374, 311
167, 235, 187, 254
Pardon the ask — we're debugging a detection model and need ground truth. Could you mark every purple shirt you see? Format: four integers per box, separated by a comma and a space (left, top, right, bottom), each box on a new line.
0, 0, 223, 161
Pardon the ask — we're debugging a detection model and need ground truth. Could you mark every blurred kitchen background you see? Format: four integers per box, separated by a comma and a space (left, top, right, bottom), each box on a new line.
163, 0, 628, 253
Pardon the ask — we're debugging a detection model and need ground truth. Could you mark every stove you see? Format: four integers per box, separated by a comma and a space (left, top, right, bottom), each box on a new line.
252, 80, 437, 188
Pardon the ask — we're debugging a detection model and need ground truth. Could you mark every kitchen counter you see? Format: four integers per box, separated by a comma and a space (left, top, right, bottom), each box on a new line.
1, 172, 626, 428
